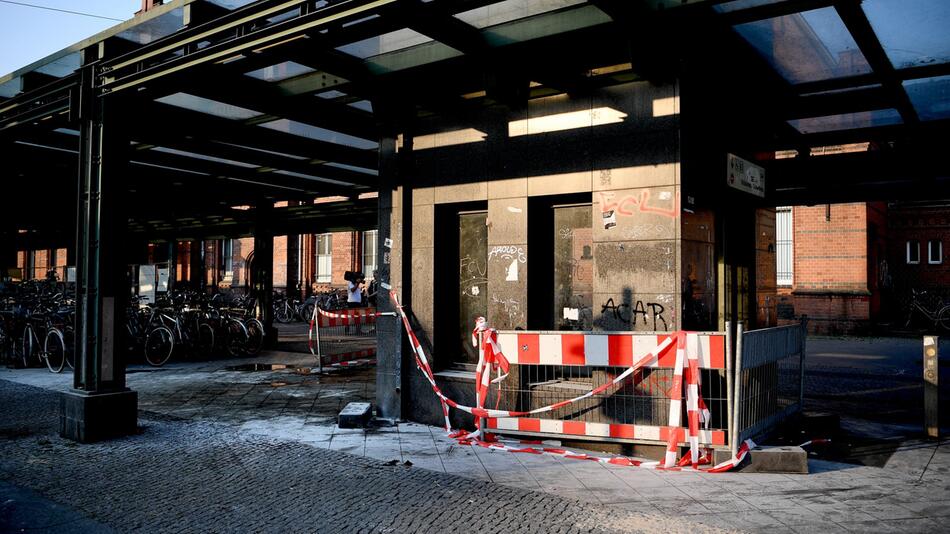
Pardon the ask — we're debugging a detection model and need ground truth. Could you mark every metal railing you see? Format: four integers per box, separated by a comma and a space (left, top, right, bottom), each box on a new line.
733, 321, 807, 456
487, 330, 732, 449
309, 306, 385, 371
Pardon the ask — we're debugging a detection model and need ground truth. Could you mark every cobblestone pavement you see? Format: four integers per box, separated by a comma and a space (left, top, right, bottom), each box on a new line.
2, 335, 950, 532
0, 381, 719, 534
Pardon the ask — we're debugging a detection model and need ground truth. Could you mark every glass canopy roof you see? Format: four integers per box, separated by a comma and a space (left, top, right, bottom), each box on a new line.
733, 7, 871, 85
863, 0, 950, 70
1, 0, 949, 211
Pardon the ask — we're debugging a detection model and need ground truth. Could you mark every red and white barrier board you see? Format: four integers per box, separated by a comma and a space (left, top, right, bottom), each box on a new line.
494, 331, 725, 369
486, 417, 727, 446
314, 307, 380, 328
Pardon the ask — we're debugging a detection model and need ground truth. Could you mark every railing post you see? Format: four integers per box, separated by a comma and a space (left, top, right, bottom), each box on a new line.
725, 321, 734, 457
924, 335, 939, 438
732, 322, 745, 458
478, 329, 486, 433
315, 307, 323, 374
799, 318, 807, 410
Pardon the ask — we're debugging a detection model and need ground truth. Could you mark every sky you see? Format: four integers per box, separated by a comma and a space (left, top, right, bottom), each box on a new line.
0, 1, 141, 77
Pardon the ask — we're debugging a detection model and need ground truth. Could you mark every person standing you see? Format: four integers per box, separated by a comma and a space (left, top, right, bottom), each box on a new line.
346, 276, 364, 334
347, 277, 363, 308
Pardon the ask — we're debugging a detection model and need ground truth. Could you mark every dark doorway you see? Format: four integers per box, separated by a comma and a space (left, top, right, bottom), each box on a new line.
434, 202, 488, 369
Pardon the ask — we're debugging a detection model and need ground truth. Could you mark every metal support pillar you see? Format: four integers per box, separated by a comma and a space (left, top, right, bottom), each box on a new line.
189, 240, 202, 290
375, 131, 410, 420
61, 53, 137, 443
0, 227, 17, 280
286, 202, 300, 298
253, 203, 277, 346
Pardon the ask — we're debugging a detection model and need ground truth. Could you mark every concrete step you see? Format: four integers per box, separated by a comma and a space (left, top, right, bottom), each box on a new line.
743, 445, 808, 474
338, 402, 373, 428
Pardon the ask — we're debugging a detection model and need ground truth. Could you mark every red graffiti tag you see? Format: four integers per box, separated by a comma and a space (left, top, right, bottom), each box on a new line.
598, 190, 678, 219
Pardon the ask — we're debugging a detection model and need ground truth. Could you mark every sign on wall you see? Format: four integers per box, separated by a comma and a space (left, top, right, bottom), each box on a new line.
727, 153, 765, 198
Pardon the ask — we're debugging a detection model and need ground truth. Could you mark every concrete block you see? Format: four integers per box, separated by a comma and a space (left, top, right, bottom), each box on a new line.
412, 186, 434, 206
410, 250, 434, 334
527, 171, 592, 196
488, 178, 527, 199
592, 186, 679, 243
592, 240, 677, 295
592, 163, 677, 192
487, 243, 527, 330
595, 80, 678, 123
433, 182, 487, 204
411, 204, 434, 249
487, 198, 527, 245
338, 402, 373, 428
592, 292, 676, 332
743, 445, 808, 474
60, 389, 138, 443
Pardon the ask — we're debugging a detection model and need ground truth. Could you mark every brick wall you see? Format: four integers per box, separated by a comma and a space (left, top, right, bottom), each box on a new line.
330, 231, 358, 286
273, 235, 288, 290
885, 203, 950, 323
781, 203, 872, 335
755, 208, 777, 327
793, 203, 868, 292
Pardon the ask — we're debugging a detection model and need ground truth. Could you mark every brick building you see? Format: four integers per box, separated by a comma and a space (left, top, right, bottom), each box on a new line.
776, 201, 949, 335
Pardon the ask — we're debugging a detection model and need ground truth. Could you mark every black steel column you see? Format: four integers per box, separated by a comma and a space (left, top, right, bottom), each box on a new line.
375, 130, 413, 420
253, 203, 276, 346
0, 228, 16, 280
61, 50, 137, 442
189, 240, 203, 289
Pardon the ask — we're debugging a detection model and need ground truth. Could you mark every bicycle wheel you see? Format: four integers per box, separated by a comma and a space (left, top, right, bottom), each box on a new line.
937, 306, 950, 333
244, 318, 264, 356
299, 303, 315, 323
274, 303, 293, 324
21, 325, 34, 368
43, 328, 66, 373
144, 326, 174, 367
225, 319, 248, 358
197, 322, 215, 358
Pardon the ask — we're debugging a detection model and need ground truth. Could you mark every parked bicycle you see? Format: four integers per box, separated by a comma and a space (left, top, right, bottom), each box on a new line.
904, 289, 950, 332
273, 289, 317, 324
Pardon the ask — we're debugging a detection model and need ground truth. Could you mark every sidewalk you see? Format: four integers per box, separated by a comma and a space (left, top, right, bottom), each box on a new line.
2, 349, 949, 532
0, 380, 716, 534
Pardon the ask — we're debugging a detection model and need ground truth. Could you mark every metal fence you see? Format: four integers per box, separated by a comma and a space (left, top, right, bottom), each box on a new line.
309, 307, 379, 371
487, 331, 731, 449
733, 321, 806, 455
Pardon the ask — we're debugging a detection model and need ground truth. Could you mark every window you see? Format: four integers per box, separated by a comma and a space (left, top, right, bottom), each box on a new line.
776, 207, 793, 286
929, 240, 943, 264
316, 233, 332, 283
222, 239, 234, 280
907, 240, 921, 264
362, 230, 378, 279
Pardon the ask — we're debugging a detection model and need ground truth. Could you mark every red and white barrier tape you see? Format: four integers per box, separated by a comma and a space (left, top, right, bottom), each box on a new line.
390, 290, 753, 471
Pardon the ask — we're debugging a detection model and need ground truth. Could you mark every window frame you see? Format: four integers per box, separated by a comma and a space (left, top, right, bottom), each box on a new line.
907, 240, 921, 264
222, 239, 234, 281
315, 233, 332, 283
362, 230, 378, 279
776, 207, 794, 286
928, 239, 943, 265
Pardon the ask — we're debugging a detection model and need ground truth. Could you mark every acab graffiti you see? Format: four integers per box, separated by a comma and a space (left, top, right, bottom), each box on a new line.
598, 298, 668, 331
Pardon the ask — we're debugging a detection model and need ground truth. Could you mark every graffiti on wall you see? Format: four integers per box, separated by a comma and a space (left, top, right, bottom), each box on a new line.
598, 297, 668, 331
598, 190, 679, 220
